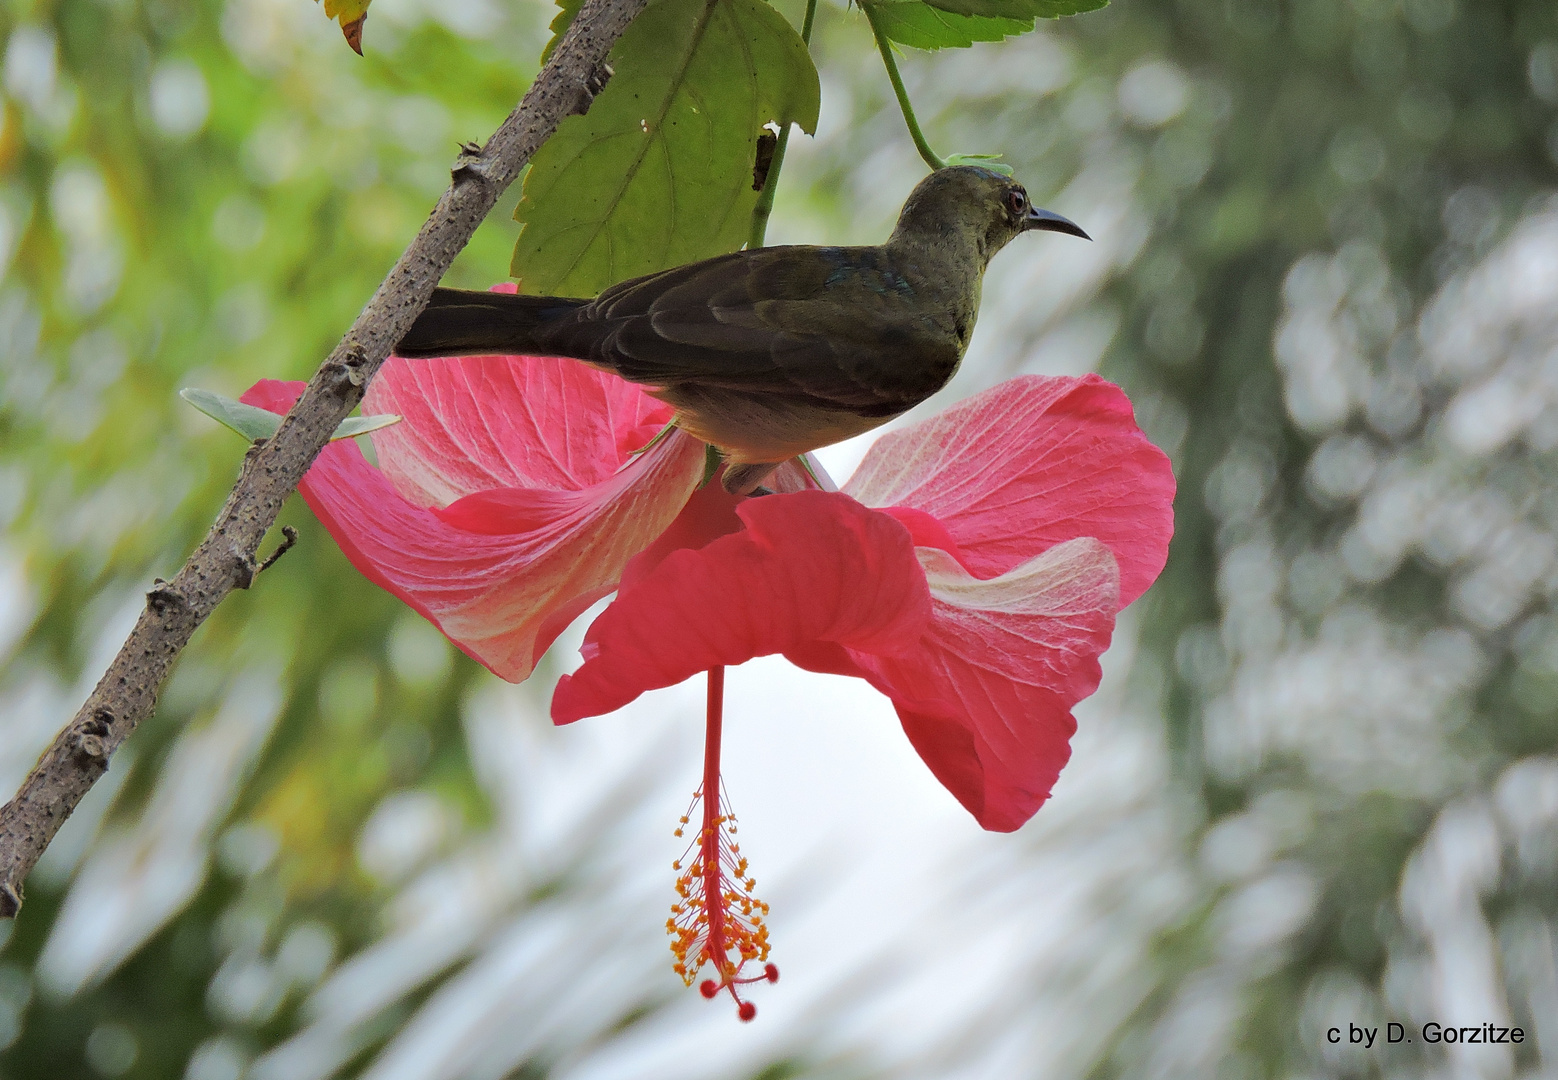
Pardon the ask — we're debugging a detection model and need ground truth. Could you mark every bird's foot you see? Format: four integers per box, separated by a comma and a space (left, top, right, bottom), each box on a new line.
720, 462, 781, 496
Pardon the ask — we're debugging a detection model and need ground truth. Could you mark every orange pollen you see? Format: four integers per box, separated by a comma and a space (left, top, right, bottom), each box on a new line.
667, 667, 778, 1021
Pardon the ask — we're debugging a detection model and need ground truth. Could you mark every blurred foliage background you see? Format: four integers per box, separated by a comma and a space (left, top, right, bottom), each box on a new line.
2, 0, 1558, 1077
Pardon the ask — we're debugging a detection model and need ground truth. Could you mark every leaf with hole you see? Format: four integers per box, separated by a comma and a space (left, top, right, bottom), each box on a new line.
512, 0, 821, 298
181, 388, 400, 443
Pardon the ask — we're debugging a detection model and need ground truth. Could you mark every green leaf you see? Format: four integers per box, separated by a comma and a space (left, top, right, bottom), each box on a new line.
540, 0, 586, 64
511, 0, 821, 298
181, 388, 282, 441
180, 389, 400, 443
331, 414, 404, 439
918, 0, 1105, 21
862, 0, 1033, 50
944, 152, 1014, 175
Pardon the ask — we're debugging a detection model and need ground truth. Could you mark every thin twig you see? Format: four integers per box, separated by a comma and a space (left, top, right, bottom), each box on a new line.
864, 5, 945, 172
747, 0, 819, 249
0, 0, 648, 920
255, 525, 300, 578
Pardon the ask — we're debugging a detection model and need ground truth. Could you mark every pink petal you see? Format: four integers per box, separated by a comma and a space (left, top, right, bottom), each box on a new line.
618, 480, 745, 591
241, 380, 704, 682
878, 506, 964, 564
365, 353, 673, 509
551, 492, 933, 723
781, 640, 870, 680
851, 538, 1120, 831
843, 375, 1174, 607
766, 453, 838, 494
617, 454, 837, 590
240, 378, 312, 416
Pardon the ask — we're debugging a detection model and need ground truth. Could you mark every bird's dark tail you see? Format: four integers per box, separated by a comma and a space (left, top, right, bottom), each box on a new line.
395, 287, 588, 358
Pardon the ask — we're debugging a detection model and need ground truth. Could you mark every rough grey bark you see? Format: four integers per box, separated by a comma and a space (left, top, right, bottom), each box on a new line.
0, 0, 646, 919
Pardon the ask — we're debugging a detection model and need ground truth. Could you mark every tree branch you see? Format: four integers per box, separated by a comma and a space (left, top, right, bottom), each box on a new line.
0, 0, 647, 920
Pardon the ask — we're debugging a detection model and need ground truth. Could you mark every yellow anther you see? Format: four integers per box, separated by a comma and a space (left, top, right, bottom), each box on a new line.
666, 783, 772, 993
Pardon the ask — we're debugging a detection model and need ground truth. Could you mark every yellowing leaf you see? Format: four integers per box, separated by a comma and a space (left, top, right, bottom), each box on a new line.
511, 0, 821, 298
318, 0, 371, 55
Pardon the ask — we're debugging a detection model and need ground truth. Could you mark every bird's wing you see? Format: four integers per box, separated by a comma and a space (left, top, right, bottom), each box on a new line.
565, 246, 960, 414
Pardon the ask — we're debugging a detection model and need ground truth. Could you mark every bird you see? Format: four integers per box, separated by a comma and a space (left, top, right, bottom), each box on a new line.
395, 165, 1090, 495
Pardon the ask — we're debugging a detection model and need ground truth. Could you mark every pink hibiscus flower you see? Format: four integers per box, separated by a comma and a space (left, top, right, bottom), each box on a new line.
552, 375, 1176, 832
242, 345, 1174, 1020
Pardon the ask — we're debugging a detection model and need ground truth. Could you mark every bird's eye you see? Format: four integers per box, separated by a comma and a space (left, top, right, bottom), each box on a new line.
1007, 189, 1028, 215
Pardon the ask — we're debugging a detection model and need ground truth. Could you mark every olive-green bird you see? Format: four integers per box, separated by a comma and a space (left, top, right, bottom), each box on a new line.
396, 166, 1089, 494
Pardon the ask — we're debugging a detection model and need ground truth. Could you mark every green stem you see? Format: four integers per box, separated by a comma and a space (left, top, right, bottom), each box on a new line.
864, 4, 945, 172
748, 0, 819, 249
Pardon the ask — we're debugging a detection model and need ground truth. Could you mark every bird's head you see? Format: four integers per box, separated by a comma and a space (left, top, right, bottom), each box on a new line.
889, 166, 1089, 265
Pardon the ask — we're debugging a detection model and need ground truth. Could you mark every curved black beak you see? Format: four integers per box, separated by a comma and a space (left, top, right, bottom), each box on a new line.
1025, 207, 1091, 240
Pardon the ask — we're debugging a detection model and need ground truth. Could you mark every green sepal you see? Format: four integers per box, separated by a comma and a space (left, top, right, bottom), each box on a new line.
180, 388, 401, 443
629, 419, 679, 457
794, 452, 830, 489
700, 444, 724, 488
